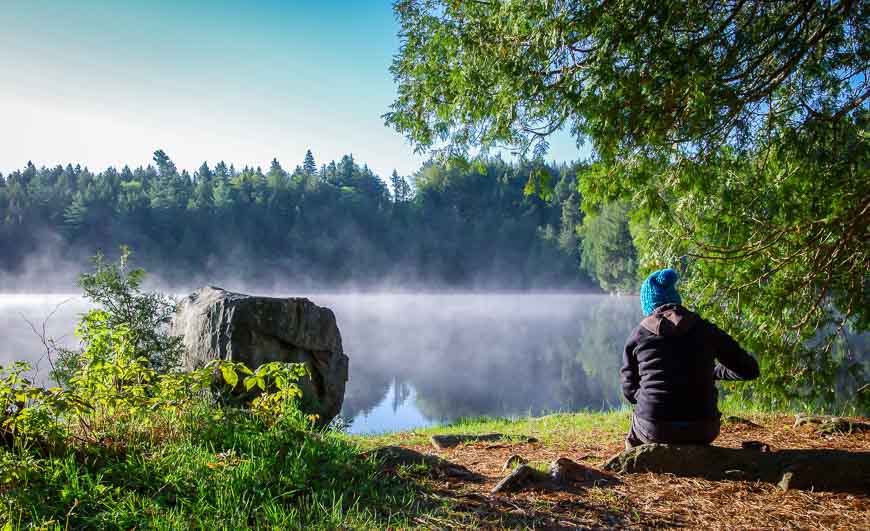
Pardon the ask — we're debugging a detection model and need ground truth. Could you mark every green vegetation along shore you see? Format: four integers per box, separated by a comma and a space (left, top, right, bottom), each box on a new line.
4, 407, 869, 529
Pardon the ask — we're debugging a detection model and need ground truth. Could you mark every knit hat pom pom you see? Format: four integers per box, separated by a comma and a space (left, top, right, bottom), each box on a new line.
655, 268, 679, 288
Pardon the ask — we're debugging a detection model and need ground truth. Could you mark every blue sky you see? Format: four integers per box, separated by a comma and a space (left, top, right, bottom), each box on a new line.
0, 0, 586, 178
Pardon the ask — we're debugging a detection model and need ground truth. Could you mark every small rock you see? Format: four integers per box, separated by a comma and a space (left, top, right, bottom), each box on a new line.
492, 458, 618, 495
502, 454, 528, 471
549, 457, 614, 486
491, 464, 552, 494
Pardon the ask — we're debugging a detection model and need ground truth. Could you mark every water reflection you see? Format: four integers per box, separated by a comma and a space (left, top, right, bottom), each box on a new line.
314, 294, 640, 433
0, 293, 641, 434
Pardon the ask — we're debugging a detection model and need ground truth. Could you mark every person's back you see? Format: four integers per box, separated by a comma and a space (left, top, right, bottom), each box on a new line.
621, 269, 759, 448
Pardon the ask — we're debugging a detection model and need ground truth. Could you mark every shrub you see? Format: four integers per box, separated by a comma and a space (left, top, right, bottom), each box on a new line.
52, 246, 183, 383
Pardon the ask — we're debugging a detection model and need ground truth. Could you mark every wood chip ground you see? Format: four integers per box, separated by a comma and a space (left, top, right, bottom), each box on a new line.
399, 414, 870, 529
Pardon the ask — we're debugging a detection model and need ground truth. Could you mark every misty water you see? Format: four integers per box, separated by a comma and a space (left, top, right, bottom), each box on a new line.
0, 293, 640, 434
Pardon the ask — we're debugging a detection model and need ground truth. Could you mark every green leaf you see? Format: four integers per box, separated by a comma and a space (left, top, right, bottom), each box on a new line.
523, 175, 537, 197
220, 365, 238, 388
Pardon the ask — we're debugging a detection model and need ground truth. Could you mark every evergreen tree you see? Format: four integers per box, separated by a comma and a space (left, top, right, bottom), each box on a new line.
119, 165, 134, 184
152, 149, 177, 177
117, 180, 148, 215
337, 155, 355, 186
190, 162, 214, 211
63, 193, 89, 234
390, 170, 411, 204
303, 150, 317, 176
195, 161, 213, 182
149, 150, 184, 211
267, 158, 287, 188
252, 166, 268, 204
212, 177, 235, 210
323, 161, 338, 184
213, 161, 230, 182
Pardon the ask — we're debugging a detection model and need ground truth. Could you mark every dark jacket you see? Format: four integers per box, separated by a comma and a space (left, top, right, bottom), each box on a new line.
621, 304, 759, 422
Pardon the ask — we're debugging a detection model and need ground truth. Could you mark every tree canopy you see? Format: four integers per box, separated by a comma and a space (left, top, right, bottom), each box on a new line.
387, 0, 869, 408
0, 151, 612, 291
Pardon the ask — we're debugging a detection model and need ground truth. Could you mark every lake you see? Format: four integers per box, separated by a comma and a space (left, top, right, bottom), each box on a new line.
0, 292, 641, 434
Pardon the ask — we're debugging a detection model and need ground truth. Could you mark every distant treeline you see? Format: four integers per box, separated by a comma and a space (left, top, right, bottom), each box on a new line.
0, 150, 637, 290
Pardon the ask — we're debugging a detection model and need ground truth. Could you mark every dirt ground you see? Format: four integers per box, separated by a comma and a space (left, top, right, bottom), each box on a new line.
399, 414, 870, 529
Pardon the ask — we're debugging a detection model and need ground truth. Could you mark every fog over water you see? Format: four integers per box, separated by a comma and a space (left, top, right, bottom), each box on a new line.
0, 292, 641, 434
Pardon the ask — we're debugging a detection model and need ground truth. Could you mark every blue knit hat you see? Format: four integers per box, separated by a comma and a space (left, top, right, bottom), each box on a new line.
640, 268, 682, 316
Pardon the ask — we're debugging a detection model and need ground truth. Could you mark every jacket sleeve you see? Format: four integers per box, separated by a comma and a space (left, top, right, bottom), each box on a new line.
705, 322, 760, 381
620, 331, 640, 404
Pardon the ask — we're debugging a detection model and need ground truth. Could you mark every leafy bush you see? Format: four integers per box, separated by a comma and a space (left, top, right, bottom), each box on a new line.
1, 356, 307, 449
52, 246, 182, 383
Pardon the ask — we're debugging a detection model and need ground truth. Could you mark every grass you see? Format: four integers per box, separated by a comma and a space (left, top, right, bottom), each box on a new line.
353, 409, 632, 450
0, 405, 424, 529
3, 407, 868, 529
719, 391, 868, 417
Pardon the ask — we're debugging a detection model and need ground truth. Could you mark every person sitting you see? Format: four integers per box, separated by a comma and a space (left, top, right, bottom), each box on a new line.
621, 268, 760, 449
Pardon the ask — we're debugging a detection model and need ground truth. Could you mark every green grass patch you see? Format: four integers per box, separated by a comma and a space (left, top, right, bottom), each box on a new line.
0, 406, 423, 529
718, 391, 865, 417
353, 409, 633, 449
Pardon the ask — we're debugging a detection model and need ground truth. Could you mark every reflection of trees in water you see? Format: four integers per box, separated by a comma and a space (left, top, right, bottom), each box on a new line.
2, 294, 643, 425
340, 363, 391, 420
392, 378, 412, 412
335, 295, 641, 424
572, 298, 643, 406
411, 342, 602, 421
8, 293, 863, 422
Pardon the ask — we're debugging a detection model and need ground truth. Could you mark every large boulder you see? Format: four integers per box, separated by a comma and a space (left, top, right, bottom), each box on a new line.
171, 287, 349, 424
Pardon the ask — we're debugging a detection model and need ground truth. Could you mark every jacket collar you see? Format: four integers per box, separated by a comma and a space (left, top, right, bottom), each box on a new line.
640, 304, 699, 336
